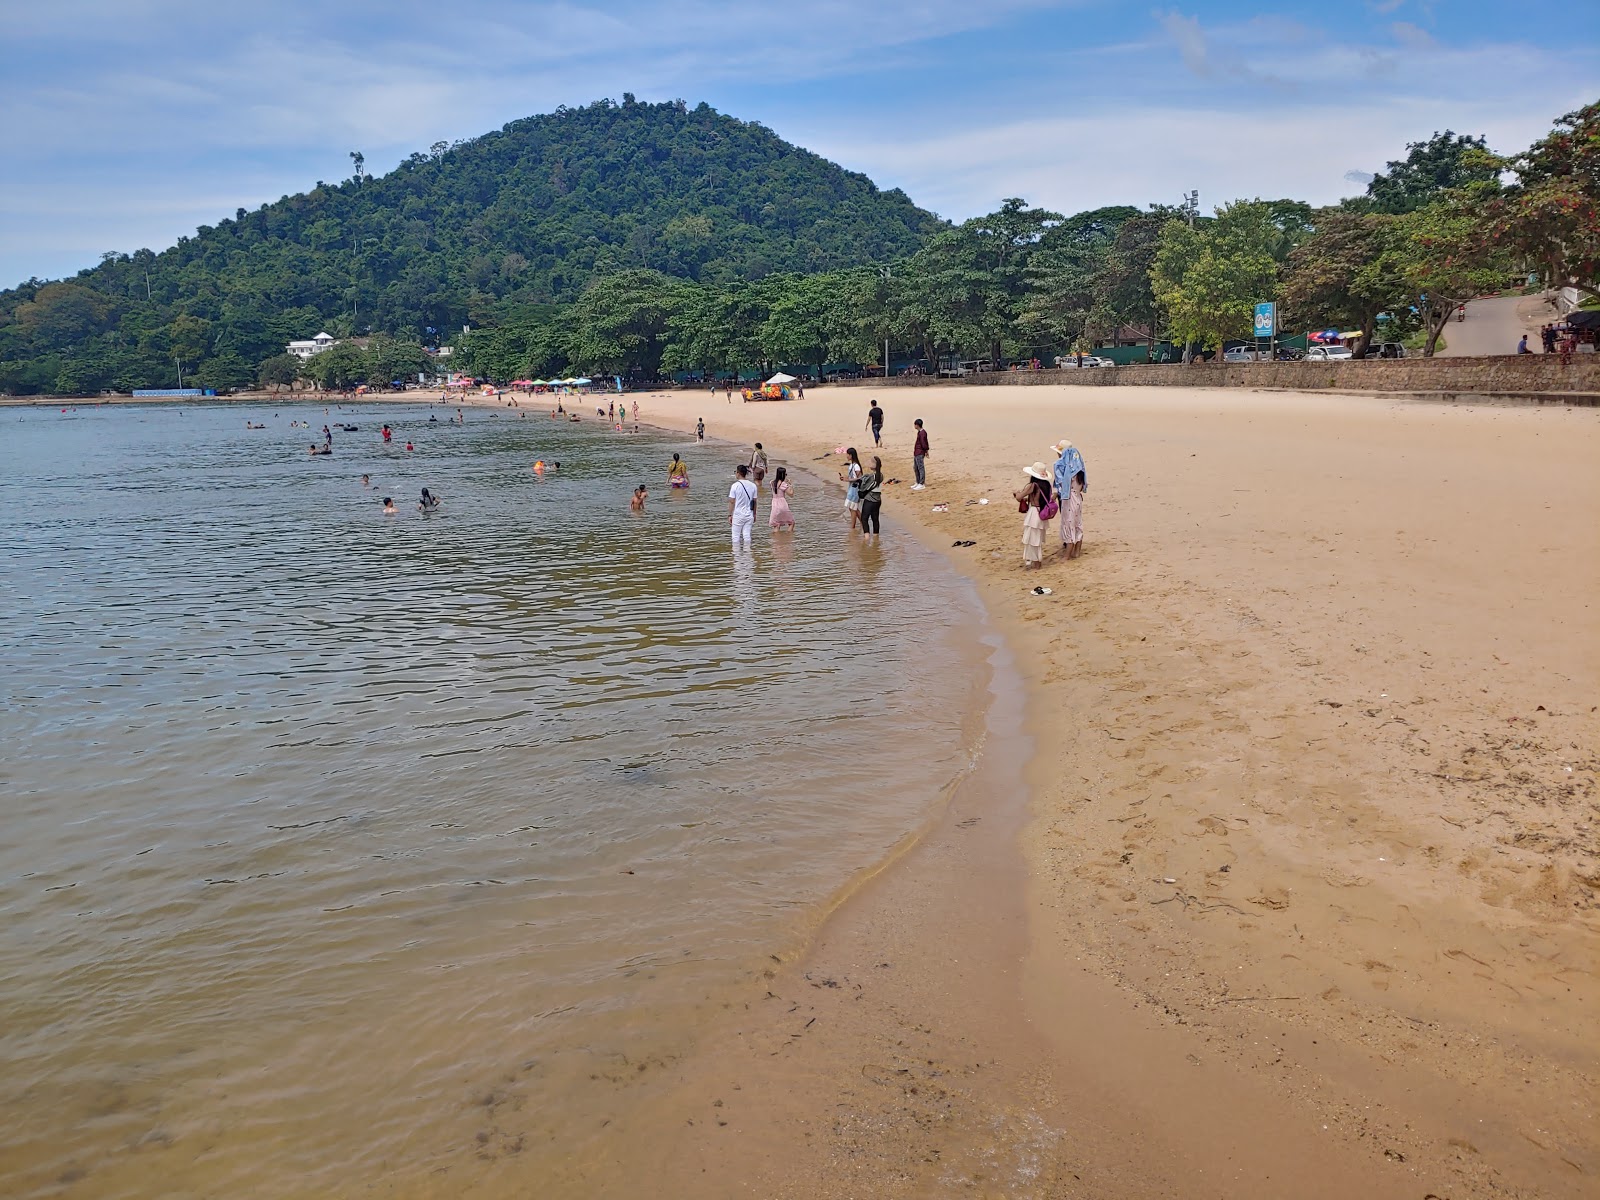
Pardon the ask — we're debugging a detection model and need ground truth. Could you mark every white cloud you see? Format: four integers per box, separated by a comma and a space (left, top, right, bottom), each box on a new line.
1391, 20, 1436, 50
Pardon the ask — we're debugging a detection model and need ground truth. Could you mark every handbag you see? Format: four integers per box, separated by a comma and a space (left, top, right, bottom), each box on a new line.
1040, 495, 1060, 520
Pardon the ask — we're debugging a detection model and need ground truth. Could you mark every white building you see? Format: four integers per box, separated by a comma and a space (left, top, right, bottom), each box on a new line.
286, 332, 337, 360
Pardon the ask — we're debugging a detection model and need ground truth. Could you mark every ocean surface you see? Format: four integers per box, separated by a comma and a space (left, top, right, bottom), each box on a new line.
0, 399, 989, 1198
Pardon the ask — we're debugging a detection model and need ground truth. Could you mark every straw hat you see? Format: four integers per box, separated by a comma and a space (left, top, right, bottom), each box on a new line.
1050, 440, 1073, 456
1024, 461, 1051, 482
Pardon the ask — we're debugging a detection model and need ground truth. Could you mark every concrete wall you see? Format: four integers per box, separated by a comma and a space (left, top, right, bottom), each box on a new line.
842, 355, 1600, 398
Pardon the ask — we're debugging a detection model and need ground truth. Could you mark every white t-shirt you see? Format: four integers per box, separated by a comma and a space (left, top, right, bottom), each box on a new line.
729, 479, 757, 517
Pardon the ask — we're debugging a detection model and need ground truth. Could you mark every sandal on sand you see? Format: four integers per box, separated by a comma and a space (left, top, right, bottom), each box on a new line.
931, 504, 950, 512
951, 539, 977, 547
1031, 586, 1053, 595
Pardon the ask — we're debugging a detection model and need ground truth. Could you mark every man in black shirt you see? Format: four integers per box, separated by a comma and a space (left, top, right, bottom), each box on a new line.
866, 400, 884, 447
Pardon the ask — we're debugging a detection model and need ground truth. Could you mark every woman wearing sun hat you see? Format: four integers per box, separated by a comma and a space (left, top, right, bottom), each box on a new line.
1014, 462, 1054, 569
1050, 439, 1087, 559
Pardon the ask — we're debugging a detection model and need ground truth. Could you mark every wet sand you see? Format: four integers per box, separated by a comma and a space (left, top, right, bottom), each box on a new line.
609, 383, 1600, 1198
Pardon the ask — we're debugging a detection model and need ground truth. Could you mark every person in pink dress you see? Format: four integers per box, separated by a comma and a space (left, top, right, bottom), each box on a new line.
768, 466, 795, 531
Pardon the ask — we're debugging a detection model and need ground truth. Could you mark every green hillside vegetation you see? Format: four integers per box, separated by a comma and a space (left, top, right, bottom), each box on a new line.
2, 98, 1593, 395
0, 97, 940, 395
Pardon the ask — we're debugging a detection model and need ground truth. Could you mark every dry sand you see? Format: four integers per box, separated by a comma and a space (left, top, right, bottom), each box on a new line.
570, 383, 1600, 1199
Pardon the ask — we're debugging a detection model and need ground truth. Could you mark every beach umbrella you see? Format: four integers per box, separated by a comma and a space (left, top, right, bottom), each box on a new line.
765, 372, 797, 385
572, 377, 592, 385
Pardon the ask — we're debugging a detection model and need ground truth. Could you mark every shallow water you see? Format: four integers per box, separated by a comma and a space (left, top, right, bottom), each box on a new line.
0, 400, 987, 1197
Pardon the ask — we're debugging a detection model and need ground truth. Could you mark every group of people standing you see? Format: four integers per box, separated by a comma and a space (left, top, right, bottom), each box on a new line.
1015, 439, 1088, 567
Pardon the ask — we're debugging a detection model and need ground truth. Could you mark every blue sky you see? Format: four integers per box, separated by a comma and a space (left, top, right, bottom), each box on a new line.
2, 0, 1595, 286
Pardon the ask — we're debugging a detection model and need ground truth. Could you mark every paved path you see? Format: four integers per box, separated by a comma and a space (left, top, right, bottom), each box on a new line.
1437, 294, 1527, 357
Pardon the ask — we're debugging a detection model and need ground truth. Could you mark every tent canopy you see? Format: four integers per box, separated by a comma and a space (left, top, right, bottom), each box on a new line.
766, 372, 797, 385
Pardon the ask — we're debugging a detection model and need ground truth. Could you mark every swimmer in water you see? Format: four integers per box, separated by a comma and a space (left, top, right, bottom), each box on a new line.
419, 488, 440, 512
382, 497, 397, 513
405, 441, 414, 452
361, 474, 370, 487
533, 460, 545, 475
668, 453, 689, 489
631, 484, 648, 512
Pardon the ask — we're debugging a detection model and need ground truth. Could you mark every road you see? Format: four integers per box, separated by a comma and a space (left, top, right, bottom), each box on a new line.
1437, 294, 1526, 356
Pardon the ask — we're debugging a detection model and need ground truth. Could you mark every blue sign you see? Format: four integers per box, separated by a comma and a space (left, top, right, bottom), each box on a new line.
1253, 302, 1276, 338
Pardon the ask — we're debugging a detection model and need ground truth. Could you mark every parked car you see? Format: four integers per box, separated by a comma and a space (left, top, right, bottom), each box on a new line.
1305, 345, 1354, 362
1369, 342, 1407, 359
1055, 355, 1112, 368
1222, 347, 1259, 363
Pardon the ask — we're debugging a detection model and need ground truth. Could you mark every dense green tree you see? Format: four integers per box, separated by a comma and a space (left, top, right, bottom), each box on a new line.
1350, 131, 1501, 215
566, 269, 692, 376
1484, 101, 1600, 302
299, 341, 369, 390
1087, 207, 1172, 352
192, 351, 255, 392
1395, 187, 1515, 356
1278, 211, 1410, 355
1151, 201, 1281, 357
363, 334, 431, 385
258, 352, 301, 392
1021, 206, 1139, 349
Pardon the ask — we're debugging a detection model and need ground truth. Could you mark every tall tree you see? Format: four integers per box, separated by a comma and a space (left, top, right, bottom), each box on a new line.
1087, 207, 1172, 354
1485, 101, 1600, 303
1394, 187, 1514, 356
258, 352, 301, 393
1278, 211, 1410, 356
1021, 205, 1138, 351
1151, 201, 1281, 358
1353, 131, 1500, 215
567, 269, 691, 377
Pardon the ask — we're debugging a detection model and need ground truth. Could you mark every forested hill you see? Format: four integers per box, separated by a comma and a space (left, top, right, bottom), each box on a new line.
0, 98, 943, 394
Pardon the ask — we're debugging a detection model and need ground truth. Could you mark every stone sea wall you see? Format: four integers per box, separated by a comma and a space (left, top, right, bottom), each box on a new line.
839, 355, 1600, 401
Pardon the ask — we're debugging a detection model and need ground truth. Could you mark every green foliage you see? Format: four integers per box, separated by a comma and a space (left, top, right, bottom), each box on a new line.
566, 269, 693, 376
1151, 201, 1282, 354
1394, 186, 1515, 355
299, 341, 369, 390
192, 351, 255, 392
0, 99, 939, 393
1351, 131, 1501, 215
1484, 101, 1600, 302
258, 352, 301, 391
1278, 211, 1410, 354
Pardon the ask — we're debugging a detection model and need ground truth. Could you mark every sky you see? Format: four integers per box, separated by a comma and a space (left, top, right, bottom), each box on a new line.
1, 0, 1595, 286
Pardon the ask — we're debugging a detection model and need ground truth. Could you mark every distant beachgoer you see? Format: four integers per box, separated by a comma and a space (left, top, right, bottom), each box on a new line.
361, 474, 370, 487
865, 400, 884, 447
749, 443, 768, 487
419, 488, 440, 512
840, 447, 863, 531
668, 453, 689, 488
1051, 439, 1087, 559
632, 484, 648, 512
856, 456, 883, 536
1517, 335, 1531, 354
797, 381, 805, 399
728, 464, 757, 550
911, 418, 929, 489
1016, 462, 1053, 569
382, 497, 397, 514
608, 401, 615, 421
696, 418, 705, 443
632, 400, 639, 422
551, 462, 560, 471
405, 441, 414, 452
768, 466, 794, 530
382, 424, 392, 443
309, 443, 319, 456
534, 459, 546, 475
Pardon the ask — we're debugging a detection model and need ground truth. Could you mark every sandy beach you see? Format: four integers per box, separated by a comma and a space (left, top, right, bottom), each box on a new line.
561, 382, 1600, 1198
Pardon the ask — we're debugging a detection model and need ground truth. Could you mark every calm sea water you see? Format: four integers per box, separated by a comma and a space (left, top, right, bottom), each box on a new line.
0, 400, 988, 1198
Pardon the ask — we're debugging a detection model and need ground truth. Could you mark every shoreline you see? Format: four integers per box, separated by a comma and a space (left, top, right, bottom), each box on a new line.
604, 383, 1598, 1197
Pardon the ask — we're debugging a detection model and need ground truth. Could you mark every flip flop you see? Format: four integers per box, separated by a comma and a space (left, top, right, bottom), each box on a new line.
1031, 586, 1053, 595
